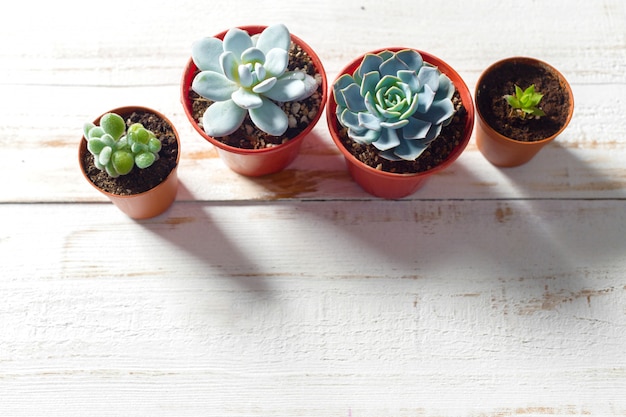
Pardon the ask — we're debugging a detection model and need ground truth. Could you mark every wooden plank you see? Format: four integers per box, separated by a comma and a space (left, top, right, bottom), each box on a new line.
1, 201, 625, 415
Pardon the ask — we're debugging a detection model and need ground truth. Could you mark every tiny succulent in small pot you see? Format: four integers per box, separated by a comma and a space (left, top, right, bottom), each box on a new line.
504, 84, 545, 119
475, 57, 574, 167
83, 112, 162, 178
79, 106, 180, 219
181, 24, 327, 176
327, 48, 474, 199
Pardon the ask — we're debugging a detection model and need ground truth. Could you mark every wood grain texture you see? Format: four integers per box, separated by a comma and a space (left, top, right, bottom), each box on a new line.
1, 0, 625, 415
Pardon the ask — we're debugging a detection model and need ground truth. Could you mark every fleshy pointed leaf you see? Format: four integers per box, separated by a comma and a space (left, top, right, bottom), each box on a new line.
240, 47, 265, 65
339, 109, 367, 134
403, 117, 432, 140
238, 64, 254, 88
252, 77, 277, 94
100, 113, 126, 140
248, 98, 288, 136
220, 51, 239, 82
192, 70, 239, 101
419, 98, 455, 125
112, 150, 134, 175
417, 66, 440, 92
263, 72, 316, 102
417, 84, 436, 113
202, 99, 247, 137
98, 146, 112, 166
397, 70, 420, 93
372, 128, 401, 151
223, 28, 253, 58
379, 54, 409, 77
391, 138, 429, 161
395, 49, 424, 71
356, 53, 383, 82
191, 37, 224, 72
332, 74, 355, 108
232, 87, 263, 109
340, 83, 367, 112
348, 126, 381, 144
357, 112, 382, 131
255, 24, 291, 54
135, 152, 156, 169
360, 71, 381, 98
263, 48, 288, 77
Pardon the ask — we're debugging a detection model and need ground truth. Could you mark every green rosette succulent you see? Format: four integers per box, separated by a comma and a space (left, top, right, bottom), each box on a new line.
83, 113, 162, 178
191, 24, 319, 137
333, 49, 456, 161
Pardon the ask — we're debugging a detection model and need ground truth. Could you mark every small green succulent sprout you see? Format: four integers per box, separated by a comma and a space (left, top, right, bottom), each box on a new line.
504, 84, 546, 119
191, 24, 319, 137
333, 49, 456, 161
83, 112, 161, 178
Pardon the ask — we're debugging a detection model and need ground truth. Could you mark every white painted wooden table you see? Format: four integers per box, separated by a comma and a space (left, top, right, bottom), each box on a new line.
1, 1, 625, 415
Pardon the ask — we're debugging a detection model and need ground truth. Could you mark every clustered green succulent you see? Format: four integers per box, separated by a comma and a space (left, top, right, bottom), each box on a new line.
191, 24, 319, 137
83, 113, 162, 178
332, 49, 456, 161
504, 84, 545, 119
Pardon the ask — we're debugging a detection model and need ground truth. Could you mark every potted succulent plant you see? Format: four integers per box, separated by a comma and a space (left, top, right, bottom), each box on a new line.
79, 106, 180, 219
326, 47, 474, 198
474, 57, 574, 167
181, 24, 327, 176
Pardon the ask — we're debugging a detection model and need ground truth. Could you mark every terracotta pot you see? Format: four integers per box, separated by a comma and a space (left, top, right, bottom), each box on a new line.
79, 106, 180, 219
181, 25, 327, 177
475, 57, 574, 167
326, 48, 474, 199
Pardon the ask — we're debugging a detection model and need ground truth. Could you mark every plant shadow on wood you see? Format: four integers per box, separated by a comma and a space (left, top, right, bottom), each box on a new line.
139, 181, 271, 294
283, 150, 626, 307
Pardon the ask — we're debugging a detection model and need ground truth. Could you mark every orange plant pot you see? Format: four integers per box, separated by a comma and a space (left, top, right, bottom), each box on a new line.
79, 106, 181, 220
181, 25, 327, 177
475, 57, 574, 167
326, 48, 474, 199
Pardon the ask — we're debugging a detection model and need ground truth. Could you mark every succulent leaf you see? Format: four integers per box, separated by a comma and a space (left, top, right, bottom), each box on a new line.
372, 128, 401, 151
202, 99, 247, 137
112, 150, 134, 175
248, 98, 289, 136
232, 87, 264, 109
255, 23, 291, 54
223, 28, 254, 58
263, 48, 289, 77
192, 71, 238, 101
191, 37, 224, 72
100, 113, 126, 140
135, 152, 156, 169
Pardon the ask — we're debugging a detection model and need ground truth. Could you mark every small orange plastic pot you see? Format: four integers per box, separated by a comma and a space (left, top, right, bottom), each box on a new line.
181, 25, 327, 177
79, 106, 180, 220
326, 48, 474, 199
475, 57, 574, 167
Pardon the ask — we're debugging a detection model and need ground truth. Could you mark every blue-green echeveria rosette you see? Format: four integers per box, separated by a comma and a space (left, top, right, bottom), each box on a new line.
191, 24, 319, 138
333, 49, 456, 161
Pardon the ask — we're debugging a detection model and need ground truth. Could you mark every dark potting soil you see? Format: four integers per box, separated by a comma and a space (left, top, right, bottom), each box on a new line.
80, 111, 179, 196
475, 60, 571, 142
335, 91, 468, 174
188, 41, 323, 149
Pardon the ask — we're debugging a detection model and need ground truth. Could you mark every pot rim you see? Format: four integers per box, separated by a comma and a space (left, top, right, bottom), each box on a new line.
180, 24, 328, 156
474, 56, 575, 146
326, 47, 475, 180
